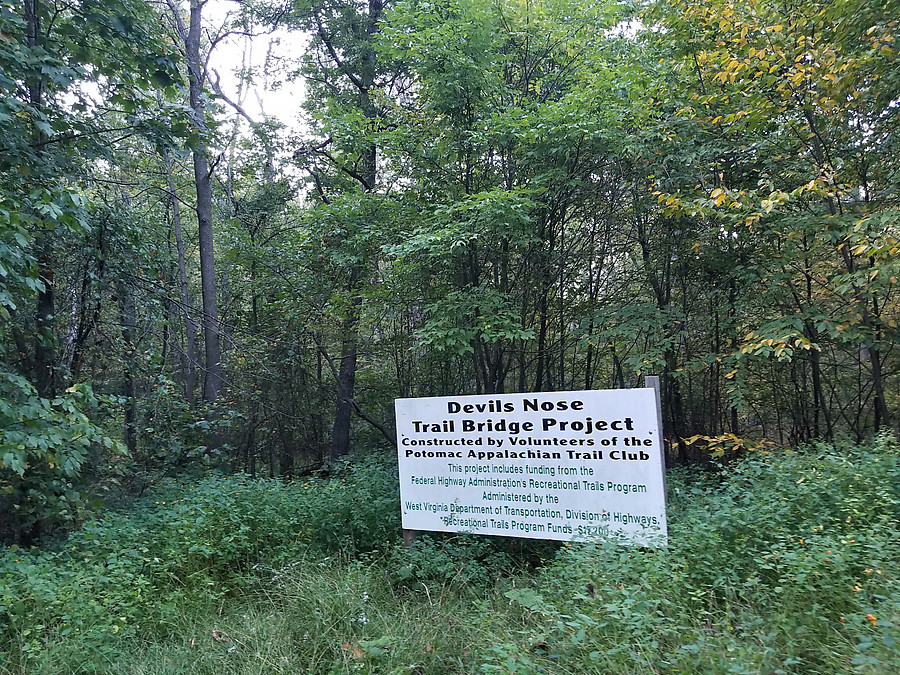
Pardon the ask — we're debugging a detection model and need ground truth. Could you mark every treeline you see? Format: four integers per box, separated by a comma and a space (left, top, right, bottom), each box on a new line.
1, 0, 898, 542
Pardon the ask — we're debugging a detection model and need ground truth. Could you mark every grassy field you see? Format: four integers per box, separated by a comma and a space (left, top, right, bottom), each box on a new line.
1, 436, 898, 674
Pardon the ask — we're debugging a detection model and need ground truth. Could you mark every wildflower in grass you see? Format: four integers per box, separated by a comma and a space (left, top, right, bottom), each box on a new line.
866, 614, 877, 626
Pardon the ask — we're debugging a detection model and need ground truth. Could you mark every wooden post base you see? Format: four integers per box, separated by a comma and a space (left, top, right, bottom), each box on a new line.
402, 529, 418, 550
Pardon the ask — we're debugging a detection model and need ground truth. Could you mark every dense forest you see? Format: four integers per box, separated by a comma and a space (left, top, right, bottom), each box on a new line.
3, 0, 896, 542
1, 1, 899, 672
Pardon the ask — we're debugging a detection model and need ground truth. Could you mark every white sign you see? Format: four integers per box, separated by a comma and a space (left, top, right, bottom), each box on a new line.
395, 389, 667, 546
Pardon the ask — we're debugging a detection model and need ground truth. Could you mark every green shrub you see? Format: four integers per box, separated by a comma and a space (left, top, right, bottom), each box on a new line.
391, 534, 516, 589
481, 434, 900, 673
0, 454, 403, 665
0, 371, 125, 545
3, 439, 899, 674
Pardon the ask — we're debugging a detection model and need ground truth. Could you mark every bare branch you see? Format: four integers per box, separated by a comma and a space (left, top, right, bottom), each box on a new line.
210, 68, 257, 125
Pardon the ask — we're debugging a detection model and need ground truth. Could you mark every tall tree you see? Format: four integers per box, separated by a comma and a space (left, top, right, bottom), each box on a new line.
646, 0, 899, 441
249, 0, 407, 457
165, 0, 224, 402
382, 0, 640, 394
0, 0, 182, 540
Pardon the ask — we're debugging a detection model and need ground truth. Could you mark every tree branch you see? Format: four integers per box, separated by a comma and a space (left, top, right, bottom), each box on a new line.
311, 333, 397, 446
1, 124, 142, 155
314, 13, 366, 92
210, 69, 256, 123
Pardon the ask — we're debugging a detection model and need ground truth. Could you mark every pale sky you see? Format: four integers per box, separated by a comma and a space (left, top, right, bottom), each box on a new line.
206, 0, 307, 130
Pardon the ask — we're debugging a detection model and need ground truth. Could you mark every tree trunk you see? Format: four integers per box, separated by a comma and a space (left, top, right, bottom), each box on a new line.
868, 288, 891, 430
331, 266, 363, 458
117, 281, 138, 457
534, 290, 549, 392
163, 148, 198, 404
26, 1, 56, 398
869, 345, 890, 430
180, 0, 223, 401
311, 0, 385, 455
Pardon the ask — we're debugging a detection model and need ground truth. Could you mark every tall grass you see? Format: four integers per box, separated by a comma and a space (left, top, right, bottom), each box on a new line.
1, 436, 898, 673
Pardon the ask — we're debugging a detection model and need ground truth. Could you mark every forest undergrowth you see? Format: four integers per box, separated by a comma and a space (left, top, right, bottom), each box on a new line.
1, 435, 898, 674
